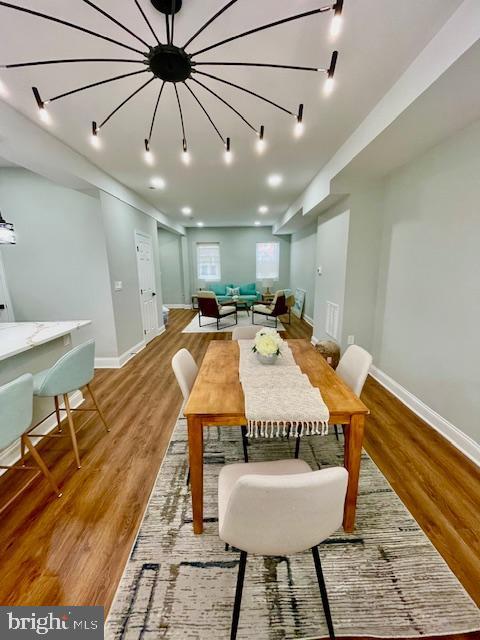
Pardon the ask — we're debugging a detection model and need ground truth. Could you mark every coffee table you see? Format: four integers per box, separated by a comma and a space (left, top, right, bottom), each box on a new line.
224, 297, 251, 315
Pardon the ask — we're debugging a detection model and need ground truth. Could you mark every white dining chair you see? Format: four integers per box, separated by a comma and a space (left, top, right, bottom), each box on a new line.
171, 349, 249, 486
219, 459, 348, 640
333, 345, 372, 441
231, 326, 260, 341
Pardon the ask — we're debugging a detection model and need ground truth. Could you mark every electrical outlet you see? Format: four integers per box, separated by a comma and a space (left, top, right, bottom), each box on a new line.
347, 335, 355, 345
114, 281, 123, 291
63, 334, 71, 347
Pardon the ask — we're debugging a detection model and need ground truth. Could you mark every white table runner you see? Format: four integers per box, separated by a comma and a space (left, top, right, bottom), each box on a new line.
238, 340, 330, 438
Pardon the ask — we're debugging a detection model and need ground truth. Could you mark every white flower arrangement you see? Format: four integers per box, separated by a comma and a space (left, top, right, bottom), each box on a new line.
252, 328, 283, 357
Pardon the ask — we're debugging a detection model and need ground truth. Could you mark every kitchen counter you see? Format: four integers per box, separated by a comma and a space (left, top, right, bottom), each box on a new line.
0, 321, 91, 362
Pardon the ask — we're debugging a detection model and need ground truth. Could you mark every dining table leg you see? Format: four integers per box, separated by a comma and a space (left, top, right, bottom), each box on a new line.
343, 413, 365, 532
188, 415, 204, 534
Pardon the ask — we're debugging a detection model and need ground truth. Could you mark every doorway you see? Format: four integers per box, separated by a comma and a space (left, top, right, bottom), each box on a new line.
135, 231, 158, 344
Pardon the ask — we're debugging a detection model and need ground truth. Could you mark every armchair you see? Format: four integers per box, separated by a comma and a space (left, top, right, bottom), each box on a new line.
197, 291, 238, 330
251, 290, 288, 328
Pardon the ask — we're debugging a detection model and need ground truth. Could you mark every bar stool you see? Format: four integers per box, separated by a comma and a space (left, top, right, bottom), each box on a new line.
28, 339, 109, 469
0, 374, 62, 506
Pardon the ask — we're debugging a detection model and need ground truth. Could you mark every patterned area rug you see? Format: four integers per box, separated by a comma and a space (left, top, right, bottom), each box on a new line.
106, 419, 480, 639
182, 311, 285, 333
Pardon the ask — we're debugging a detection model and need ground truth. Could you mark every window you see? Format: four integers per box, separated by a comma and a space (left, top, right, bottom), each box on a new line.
256, 242, 280, 280
197, 243, 221, 282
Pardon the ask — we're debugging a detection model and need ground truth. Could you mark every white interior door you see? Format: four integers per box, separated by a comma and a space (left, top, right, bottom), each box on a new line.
135, 231, 158, 343
0, 252, 14, 322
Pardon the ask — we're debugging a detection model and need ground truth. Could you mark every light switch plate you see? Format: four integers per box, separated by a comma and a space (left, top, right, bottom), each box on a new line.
114, 281, 123, 291
348, 335, 355, 345
63, 334, 71, 347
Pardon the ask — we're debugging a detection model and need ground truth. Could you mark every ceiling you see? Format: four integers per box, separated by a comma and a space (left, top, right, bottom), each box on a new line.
0, 0, 463, 228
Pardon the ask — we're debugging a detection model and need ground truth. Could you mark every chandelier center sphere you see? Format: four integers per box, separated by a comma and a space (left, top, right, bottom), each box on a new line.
148, 44, 192, 82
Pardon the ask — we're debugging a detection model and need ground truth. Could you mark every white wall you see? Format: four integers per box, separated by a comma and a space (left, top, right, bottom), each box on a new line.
373, 119, 480, 445
289, 222, 317, 321
313, 211, 350, 344
158, 228, 185, 306
100, 192, 164, 355
0, 168, 118, 357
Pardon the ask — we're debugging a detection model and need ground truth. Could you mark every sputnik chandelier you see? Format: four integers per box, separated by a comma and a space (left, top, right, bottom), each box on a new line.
0, 0, 344, 166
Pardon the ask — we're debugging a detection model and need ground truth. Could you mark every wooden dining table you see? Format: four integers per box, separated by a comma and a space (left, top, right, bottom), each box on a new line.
184, 339, 369, 534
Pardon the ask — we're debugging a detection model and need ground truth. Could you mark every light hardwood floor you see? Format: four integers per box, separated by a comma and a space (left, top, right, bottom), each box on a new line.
0, 309, 478, 639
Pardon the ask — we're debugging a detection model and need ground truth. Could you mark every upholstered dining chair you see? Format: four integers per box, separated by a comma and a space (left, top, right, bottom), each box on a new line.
197, 291, 238, 330
295, 344, 372, 454
219, 460, 348, 640
172, 348, 249, 486
28, 339, 109, 469
231, 326, 260, 341
0, 374, 62, 504
251, 291, 288, 328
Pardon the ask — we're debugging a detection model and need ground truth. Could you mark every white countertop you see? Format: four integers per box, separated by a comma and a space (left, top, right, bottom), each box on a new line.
0, 321, 91, 362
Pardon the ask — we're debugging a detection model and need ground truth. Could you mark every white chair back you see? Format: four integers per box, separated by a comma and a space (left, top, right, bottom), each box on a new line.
232, 326, 260, 341
171, 348, 198, 401
336, 345, 372, 397
220, 466, 348, 555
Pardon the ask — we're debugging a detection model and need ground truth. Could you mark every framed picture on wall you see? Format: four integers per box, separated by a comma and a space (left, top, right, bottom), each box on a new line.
293, 288, 306, 318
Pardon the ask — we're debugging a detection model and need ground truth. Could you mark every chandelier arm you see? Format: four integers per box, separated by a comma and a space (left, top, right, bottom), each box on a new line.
3, 58, 146, 69
147, 82, 166, 142
190, 78, 257, 134
183, 82, 225, 145
133, 0, 161, 46
173, 84, 188, 150
170, 0, 176, 44
80, 0, 151, 49
99, 77, 155, 129
183, 0, 239, 50
191, 5, 332, 57
48, 69, 150, 103
0, 1, 145, 56
192, 70, 294, 117
193, 62, 321, 73
165, 15, 171, 44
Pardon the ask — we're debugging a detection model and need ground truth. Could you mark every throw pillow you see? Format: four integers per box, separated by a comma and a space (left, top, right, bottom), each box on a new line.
226, 286, 240, 297
239, 282, 256, 295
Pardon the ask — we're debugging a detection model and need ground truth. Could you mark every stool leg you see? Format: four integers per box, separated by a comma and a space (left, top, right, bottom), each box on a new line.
231, 551, 247, 640
23, 434, 62, 498
54, 396, 62, 432
64, 394, 81, 469
20, 436, 26, 466
312, 546, 336, 640
87, 383, 110, 433
334, 425, 339, 441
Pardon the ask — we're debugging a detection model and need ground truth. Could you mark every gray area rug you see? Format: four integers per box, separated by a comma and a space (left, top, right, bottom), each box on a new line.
106, 418, 480, 639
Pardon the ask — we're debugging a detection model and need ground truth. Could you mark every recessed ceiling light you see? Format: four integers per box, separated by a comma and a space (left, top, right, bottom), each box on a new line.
258, 206, 269, 214
254, 221, 261, 226
182, 207, 192, 215
149, 176, 166, 190
267, 174, 283, 188
196, 221, 204, 227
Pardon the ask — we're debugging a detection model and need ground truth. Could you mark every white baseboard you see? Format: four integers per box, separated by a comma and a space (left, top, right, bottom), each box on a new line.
95, 339, 146, 369
311, 335, 319, 346
0, 390, 84, 475
165, 304, 190, 309
369, 365, 480, 467
303, 314, 314, 327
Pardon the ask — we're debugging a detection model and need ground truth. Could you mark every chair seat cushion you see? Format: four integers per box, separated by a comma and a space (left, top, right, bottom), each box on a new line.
252, 304, 272, 315
218, 459, 311, 529
219, 305, 236, 316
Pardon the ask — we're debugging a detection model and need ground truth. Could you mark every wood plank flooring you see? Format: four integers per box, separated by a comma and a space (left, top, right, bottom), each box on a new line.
0, 309, 478, 638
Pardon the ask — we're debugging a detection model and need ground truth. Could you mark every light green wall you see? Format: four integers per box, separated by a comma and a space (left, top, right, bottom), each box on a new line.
0, 169, 118, 357
185, 226, 290, 296
158, 228, 184, 305
289, 222, 317, 320
373, 119, 480, 444
100, 191, 164, 355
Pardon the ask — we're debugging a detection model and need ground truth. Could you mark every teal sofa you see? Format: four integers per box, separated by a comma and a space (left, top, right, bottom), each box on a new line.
208, 282, 261, 305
